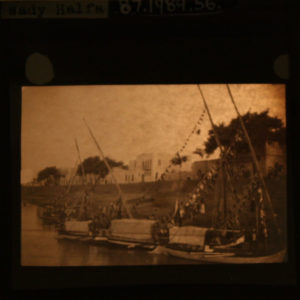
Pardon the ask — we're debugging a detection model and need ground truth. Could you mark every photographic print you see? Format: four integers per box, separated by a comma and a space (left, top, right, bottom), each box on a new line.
21, 84, 287, 266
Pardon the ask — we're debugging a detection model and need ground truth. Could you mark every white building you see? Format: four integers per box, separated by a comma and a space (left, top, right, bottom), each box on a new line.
60, 152, 199, 186
132, 153, 174, 182
105, 153, 175, 184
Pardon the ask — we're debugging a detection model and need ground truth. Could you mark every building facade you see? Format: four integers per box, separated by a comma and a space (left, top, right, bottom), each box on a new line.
191, 141, 286, 180
58, 141, 285, 187
105, 153, 174, 184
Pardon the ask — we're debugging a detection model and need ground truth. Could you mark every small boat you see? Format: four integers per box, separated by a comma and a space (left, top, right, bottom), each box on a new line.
151, 226, 286, 264
152, 245, 286, 264
56, 126, 169, 250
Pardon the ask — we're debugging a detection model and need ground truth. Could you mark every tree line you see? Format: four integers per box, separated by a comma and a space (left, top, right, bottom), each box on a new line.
33, 157, 128, 186
32, 111, 285, 186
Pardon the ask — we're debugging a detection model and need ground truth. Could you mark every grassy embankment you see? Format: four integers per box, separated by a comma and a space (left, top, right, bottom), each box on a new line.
22, 176, 286, 231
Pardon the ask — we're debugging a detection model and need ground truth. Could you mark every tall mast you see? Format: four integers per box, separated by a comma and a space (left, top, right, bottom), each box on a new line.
54, 159, 79, 207
221, 160, 227, 226
83, 118, 133, 218
65, 158, 79, 194
197, 85, 224, 152
75, 138, 86, 186
197, 85, 239, 227
226, 84, 280, 235
74, 139, 90, 219
61, 158, 80, 210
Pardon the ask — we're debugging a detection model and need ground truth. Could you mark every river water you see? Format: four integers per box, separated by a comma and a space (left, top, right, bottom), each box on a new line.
21, 204, 199, 266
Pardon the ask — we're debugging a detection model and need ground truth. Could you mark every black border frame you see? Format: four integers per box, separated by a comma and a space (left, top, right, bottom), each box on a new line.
3, 0, 299, 293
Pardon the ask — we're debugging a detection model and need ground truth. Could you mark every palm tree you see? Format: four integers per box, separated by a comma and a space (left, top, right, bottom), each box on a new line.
171, 153, 188, 180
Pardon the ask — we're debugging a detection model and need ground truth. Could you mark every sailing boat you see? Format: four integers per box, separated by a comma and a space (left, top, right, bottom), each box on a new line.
152, 84, 286, 263
82, 120, 169, 250
56, 139, 108, 243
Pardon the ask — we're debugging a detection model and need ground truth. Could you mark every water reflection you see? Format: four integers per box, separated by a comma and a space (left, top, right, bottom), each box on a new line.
22, 204, 199, 266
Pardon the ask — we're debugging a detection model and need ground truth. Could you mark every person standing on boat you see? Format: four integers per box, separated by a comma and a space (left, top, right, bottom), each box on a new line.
256, 186, 270, 252
179, 203, 185, 226
241, 179, 261, 250
89, 216, 97, 237
108, 203, 114, 219
101, 212, 110, 229
80, 202, 89, 221
116, 197, 122, 219
184, 201, 191, 224
239, 198, 252, 247
58, 209, 66, 224
174, 202, 183, 226
174, 203, 181, 226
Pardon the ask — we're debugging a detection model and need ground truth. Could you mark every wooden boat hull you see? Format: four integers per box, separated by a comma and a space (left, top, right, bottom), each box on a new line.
107, 238, 156, 250
56, 233, 108, 244
56, 233, 154, 249
152, 246, 286, 264
86, 236, 108, 245
56, 234, 84, 241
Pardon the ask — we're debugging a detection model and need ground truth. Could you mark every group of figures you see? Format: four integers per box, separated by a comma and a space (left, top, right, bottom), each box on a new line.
57, 197, 123, 228
170, 162, 278, 251
41, 165, 278, 253
173, 166, 218, 227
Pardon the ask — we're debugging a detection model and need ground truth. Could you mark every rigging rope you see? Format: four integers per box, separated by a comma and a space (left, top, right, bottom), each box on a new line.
140, 107, 206, 198
197, 85, 242, 220
139, 84, 243, 220
172, 84, 255, 229
226, 84, 280, 235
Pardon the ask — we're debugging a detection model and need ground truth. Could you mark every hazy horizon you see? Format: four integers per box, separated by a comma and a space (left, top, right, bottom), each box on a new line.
21, 84, 286, 183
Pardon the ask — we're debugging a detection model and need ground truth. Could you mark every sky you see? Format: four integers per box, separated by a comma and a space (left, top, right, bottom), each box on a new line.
21, 84, 286, 183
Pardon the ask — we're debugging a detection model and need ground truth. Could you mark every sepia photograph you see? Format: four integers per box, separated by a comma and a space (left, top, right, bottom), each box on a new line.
21, 83, 287, 266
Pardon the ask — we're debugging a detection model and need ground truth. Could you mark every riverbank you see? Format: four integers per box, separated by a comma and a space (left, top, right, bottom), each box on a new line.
22, 177, 286, 230
22, 204, 201, 266
22, 180, 200, 219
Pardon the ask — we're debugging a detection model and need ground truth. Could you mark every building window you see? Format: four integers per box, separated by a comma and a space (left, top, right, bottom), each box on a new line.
143, 160, 151, 170
145, 159, 152, 170
158, 159, 161, 166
